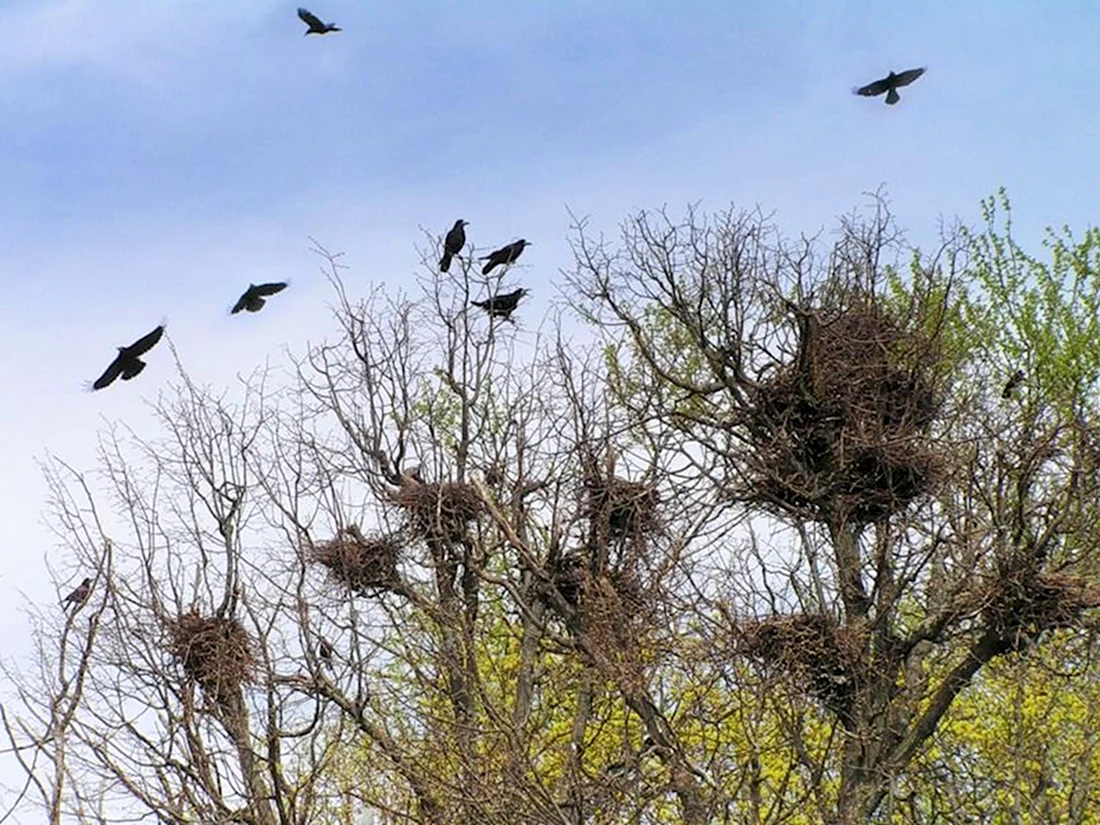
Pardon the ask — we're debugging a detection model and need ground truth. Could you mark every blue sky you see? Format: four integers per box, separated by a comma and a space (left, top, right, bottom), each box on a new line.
0, 0, 1098, 758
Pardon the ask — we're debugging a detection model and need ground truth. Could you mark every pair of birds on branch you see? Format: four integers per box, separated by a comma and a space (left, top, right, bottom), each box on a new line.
90, 283, 288, 390
439, 219, 531, 321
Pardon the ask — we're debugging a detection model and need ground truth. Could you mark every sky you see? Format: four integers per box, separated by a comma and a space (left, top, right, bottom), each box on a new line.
1, 0, 1099, 804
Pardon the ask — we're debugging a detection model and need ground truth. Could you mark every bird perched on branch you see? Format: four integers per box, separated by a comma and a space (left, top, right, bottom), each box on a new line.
481, 239, 530, 274
1002, 369, 1025, 399
62, 577, 93, 612
853, 67, 926, 105
231, 282, 288, 314
439, 219, 468, 273
298, 7, 341, 35
471, 288, 528, 320
90, 325, 165, 390
318, 638, 335, 668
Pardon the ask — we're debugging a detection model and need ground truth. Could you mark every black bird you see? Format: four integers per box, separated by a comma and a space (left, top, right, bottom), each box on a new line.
62, 577, 92, 612
853, 67, 926, 105
298, 7, 341, 35
318, 638, 334, 668
1002, 369, 1025, 399
90, 325, 165, 391
471, 288, 528, 320
231, 282, 289, 314
439, 219, 468, 273
481, 239, 531, 275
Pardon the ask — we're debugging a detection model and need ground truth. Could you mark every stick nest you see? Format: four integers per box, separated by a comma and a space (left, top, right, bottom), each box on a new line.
585, 476, 660, 540
167, 610, 254, 701
737, 613, 866, 718
392, 481, 483, 543
311, 526, 402, 595
746, 301, 943, 524
979, 571, 1100, 652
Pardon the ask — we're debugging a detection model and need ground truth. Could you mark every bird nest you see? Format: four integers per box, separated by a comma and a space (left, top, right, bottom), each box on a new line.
392, 481, 483, 543
585, 476, 660, 540
310, 527, 401, 595
166, 610, 254, 701
737, 613, 866, 719
541, 553, 650, 629
976, 571, 1100, 653
746, 301, 942, 524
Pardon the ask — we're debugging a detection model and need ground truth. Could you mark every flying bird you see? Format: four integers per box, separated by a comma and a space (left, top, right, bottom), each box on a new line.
90, 325, 165, 391
439, 219, 468, 273
298, 7, 341, 35
471, 288, 529, 320
62, 577, 93, 612
1002, 369, 1025, 399
231, 282, 289, 314
853, 67, 926, 105
481, 239, 531, 275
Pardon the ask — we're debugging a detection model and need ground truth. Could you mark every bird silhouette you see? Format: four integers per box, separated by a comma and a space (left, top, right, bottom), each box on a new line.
471, 288, 528, 320
90, 325, 165, 390
853, 67, 926, 105
439, 219, 468, 273
1002, 369, 1025, 399
62, 577, 92, 612
231, 282, 288, 314
318, 638, 335, 668
298, 7, 341, 35
481, 239, 530, 275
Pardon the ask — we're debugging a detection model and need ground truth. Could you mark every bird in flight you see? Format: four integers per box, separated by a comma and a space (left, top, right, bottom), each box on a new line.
298, 7, 341, 35
853, 67, 926, 105
62, 577, 93, 612
90, 325, 165, 390
471, 288, 529, 320
231, 282, 289, 314
439, 219, 468, 273
1002, 369, 1025, 399
481, 239, 531, 275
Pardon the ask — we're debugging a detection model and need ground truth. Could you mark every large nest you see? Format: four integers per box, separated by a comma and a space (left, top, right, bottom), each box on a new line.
310, 526, 401, 595
540, 552, 651, 640
392, 481, 483, 543
979, 571, 1100, 653
746, 301, 942, 524
737, 613, 866, 719
166, 610, 254, 702
585, 476, 660, 540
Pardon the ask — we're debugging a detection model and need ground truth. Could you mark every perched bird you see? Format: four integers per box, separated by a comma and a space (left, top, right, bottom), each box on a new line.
1002, 369, 1025, 399
439, 219, 468, 273
90, 325, 165, 391
471, 288, 528, 320
298, 7, 341, 35
231, 282, 289, 314
481, 239, 531, 275
318, 638, 335, 668
62, 577, 93, 612
853, 67, 926, 105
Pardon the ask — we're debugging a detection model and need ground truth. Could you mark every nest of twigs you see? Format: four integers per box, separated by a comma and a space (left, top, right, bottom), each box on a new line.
585, 476, 660, 540
541, 553, 651, 638
747, 301, 943, 524
392, 481, 483, 543
166, 610, 254, 701
738, 613, 866, 719
311, 526, 402, 595
979, 571, 1100, 653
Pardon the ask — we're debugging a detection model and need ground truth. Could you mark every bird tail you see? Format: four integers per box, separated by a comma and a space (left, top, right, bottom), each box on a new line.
886, 88, 900, 105
439, 252, 453, 272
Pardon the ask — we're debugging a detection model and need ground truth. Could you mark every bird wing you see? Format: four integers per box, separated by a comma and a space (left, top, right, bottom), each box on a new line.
230, 293, 250, 314
854, 77, 890, 97
91, 354, 126, 390
127, 325, 165, 356
298, 8, 324, 28
253, 282, 288, 297
893, 67, 926, 88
